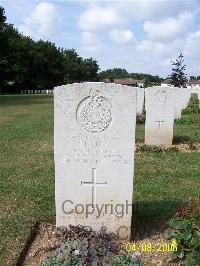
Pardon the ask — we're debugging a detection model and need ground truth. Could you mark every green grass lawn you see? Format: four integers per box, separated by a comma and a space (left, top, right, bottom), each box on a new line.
0, 94, 199, 265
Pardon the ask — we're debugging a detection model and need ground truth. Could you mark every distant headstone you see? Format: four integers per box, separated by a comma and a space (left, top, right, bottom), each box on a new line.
54, 82, 137, 239
174, 87, 184, 119
197, 89, 200, 107
136, 87, 144, 115
174, 87, 191, 119
182, 88, 191, 109
186, 88, 191, 106
145, 86, 175, 146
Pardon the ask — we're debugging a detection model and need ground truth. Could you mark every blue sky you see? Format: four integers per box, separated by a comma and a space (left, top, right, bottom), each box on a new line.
1, 0, 200, 77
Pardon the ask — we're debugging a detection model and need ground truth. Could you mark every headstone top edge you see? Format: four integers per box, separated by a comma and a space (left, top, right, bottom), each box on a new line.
145, 86, 174, 89
54, 82, 138, 92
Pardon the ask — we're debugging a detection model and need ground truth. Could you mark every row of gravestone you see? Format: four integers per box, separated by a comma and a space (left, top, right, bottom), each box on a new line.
21, 89, 53, 94
135, 85, 194, 146
145, 86, 193, 146
53, 82, 198, 239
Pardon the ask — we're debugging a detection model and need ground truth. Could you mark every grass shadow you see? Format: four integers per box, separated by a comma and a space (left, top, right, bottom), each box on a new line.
172, 136, 192, 144
131, 200, 179, 240
0, 95, 53, 107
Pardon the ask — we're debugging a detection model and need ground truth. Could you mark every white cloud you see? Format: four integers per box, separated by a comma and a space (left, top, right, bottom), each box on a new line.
144, 12, 194, 42
19, 2, 59, 40
160, 32, 200, 76
109, 29, 134, 44
13, 0, 200, 76
80, 31, 102, 52
78, 6, 121, 31
161, 58, 174, 67
184, 31, 200, 58
112, 0, 198, 21
76, 0, 199, 75
137, 38, 183, 56
182, 30, 200, 75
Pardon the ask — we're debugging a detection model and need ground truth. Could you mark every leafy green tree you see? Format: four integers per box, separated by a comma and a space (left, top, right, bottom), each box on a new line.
0, 6, 6, 29
82, 58, 99, 82
0, 6, 100, 93
33, 40, 65, 89
131, 73, 163, 85
98, 68, 163, 86
98, 68, 129, 80
144, 78, 159, 88
63, 49, 99, 83
62, 49, 81, 83
0, 25, 21, 92
8, 33, 36, 91
130, 73, 147, 80
169, 53, 187, 87
0, 6, 9, 92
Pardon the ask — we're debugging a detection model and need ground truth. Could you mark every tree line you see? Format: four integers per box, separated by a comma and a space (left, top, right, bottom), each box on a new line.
1, 6, 169, 94
0, 6, 99, 93
99, 68, 164, 87
190, 76, 200, 80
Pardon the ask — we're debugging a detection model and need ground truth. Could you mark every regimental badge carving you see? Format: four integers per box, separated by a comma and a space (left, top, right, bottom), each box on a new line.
155, 90, 167, 104
76, 90, 112, 133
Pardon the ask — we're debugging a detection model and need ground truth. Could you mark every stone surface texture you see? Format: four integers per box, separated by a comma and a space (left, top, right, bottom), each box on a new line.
54, 82, 137, 239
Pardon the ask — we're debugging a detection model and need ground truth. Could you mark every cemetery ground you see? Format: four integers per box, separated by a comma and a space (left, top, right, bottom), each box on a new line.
0, 94, 199, 265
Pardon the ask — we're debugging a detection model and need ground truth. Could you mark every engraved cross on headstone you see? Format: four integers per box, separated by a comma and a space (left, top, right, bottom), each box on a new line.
155, 120, 165, 129
81, 168, 107, 205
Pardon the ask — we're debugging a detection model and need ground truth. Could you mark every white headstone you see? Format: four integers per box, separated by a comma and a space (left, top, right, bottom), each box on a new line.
182, 87, 191, 109
186, 88, 191, 106
196, 89, 200, 107
174, 87, 191, 119
136, 87, 144, 115
145, 86, 175, 146
54, 82, 137, 239
174, 87, 185, 119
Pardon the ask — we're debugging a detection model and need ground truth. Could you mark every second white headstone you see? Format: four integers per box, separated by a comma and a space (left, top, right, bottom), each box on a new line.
145, 86, 175, 146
